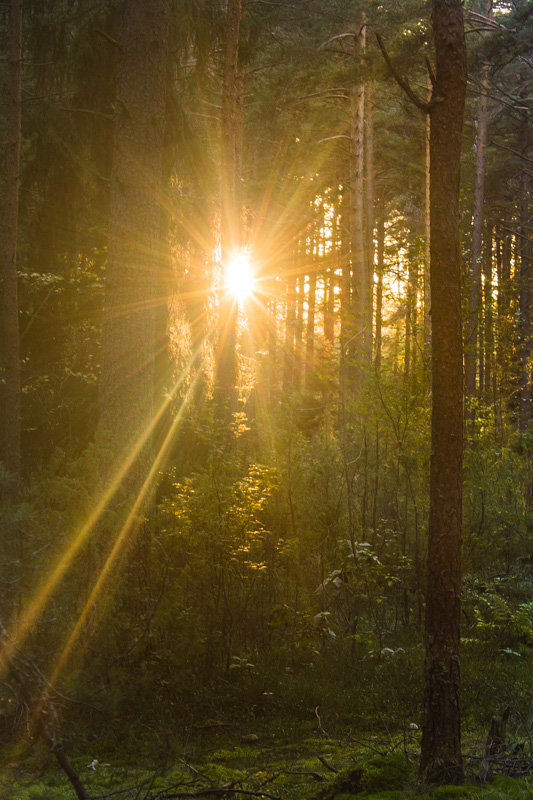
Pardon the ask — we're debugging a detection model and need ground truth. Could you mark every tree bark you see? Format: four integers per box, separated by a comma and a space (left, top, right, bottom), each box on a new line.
374, 209, 384, 370
216, 0, 243, 422
283, 256, 297, 390
424, 76, 432, 366
98, 0, 170, 484
348, 19, 366, 389
518, 67, 531, 433
364, 78, 375, 365
464, 1, 491, 417
1, 0, 23, 500
482, 223, 493, 396
420, 0, 466, 784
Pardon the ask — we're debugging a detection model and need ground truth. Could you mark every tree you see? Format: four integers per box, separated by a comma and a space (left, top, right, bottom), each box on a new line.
1, 0, 23, 500
98, 0, 171, 484
420, 0, 467, 783
464, 0, 492, 418
215, 0, 243, 423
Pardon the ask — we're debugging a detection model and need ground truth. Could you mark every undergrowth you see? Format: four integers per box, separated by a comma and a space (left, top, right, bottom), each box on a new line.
0, 729, 531, 800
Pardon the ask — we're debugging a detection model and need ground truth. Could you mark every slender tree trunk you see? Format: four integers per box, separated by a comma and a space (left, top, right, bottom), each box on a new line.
221, 0, 242, 255
364, 78, 375, 365
497, 226, 512, 406
306, 260, 317, 390
98, 0, 170, 484
405, 253, 418, 382
340, 196, 352, 398
283, 259, 297, 389
518, 68, 531, 433
294, 259, 305, 390
1, 0, 23, 500
349, 19, 366, 389
482, 223, 493, 396
374, 209, 384, 370
216, 0, 243, 422
465, 2, 491, 417
420, 0, 466, 784
324, 267, 335, 346
424, 76, 432, 366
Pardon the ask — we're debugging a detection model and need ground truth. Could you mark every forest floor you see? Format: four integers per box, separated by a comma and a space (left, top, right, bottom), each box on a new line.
0, 723, 531, 800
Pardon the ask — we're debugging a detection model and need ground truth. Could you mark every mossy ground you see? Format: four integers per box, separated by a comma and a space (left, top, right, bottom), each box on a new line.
0, 728, 530, 799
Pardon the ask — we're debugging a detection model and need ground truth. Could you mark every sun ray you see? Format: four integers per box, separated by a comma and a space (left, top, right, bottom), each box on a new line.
38, 368, 203, 709
2, 338, 207, 677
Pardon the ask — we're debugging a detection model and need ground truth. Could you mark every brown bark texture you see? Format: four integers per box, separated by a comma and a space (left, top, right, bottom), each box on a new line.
98, 0, 170, 482
364, 79, 374, 365
1, 0, 23, 499
216, 0, 243, 422
420, 0, 466, 784
518, 68, 532, 433
464, 0, 491, 412
348, 19, 366, 387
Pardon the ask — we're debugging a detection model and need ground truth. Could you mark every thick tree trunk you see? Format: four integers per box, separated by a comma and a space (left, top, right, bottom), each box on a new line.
1, 0, 23, 500
420, 0, 466, 784
98, 0, 170, 484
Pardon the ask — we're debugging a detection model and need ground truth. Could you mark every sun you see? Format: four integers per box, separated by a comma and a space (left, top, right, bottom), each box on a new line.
225, 251, 255, 303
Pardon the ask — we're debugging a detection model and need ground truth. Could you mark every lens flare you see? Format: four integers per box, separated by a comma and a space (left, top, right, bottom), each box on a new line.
225, 251, 255, 302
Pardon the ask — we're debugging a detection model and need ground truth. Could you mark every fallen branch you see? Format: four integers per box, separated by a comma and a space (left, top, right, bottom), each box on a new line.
0, 620, 90, 800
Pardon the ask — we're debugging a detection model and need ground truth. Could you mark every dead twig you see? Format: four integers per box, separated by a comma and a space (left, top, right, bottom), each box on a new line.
316, 754, 337, 774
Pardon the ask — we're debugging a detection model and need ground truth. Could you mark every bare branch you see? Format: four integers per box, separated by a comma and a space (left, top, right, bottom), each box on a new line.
94, 27, 123, 50
375, 33, 431, 113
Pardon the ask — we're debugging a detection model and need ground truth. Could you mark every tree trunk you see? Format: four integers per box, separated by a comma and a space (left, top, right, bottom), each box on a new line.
497, 224, 512, 407
283, 258, 297, 389
374, 208, 384, 370
518, 68, 531, 433
464, 2, 491, 417
216, 0, 243, 422
306, 260, 317, 390
98, 0, 170, 484
1, 0, 23, 500
424, 76, 432, 366
349, 19, 366, 389
482, 223, 493, 396
364, 78, 375, 365
420, 0, 466, 784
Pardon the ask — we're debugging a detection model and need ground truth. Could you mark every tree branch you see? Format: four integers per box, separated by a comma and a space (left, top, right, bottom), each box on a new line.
375, 33, 431, 113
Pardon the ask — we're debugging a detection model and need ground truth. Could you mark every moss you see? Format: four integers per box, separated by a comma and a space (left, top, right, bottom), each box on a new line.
317, 754, 413, 798
427, 786, 480, 799
487, 776, 533, 798
360, 754, 413, 792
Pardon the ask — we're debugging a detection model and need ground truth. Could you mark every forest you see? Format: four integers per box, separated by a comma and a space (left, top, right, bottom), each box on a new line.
0, 0, 532, 798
